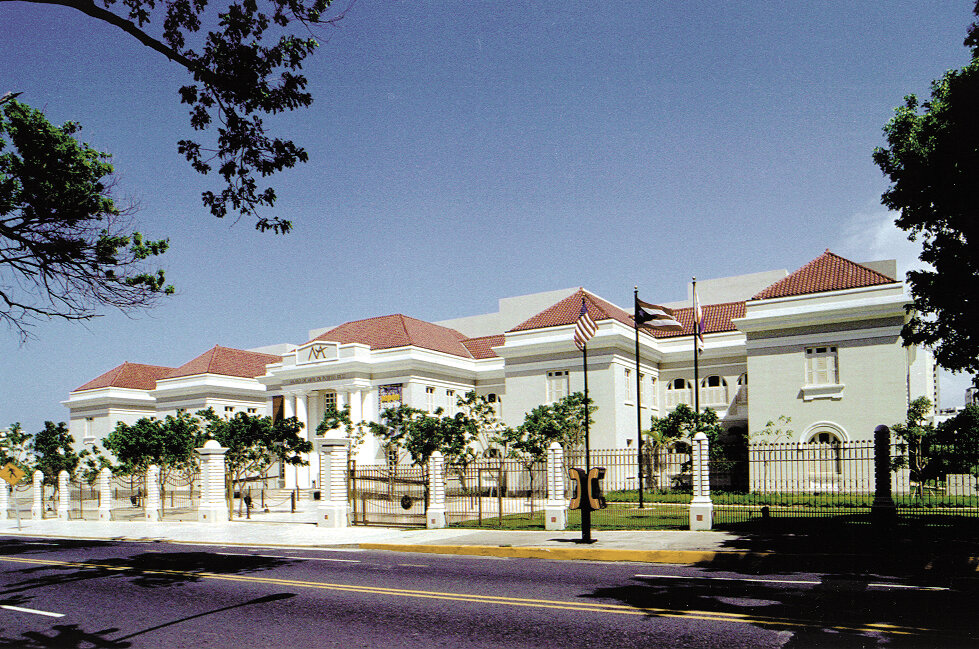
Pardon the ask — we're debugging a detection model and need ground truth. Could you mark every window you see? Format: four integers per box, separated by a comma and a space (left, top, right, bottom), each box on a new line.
426, 386, 436, 412
445, 389, 456, 412
666, 378, 692, 408
805, 346, 838, 385
487, 393, 497, 403
734, 373, 748, 405
546, 370, 570, 402
323, 391, 337, 411
649, 377, 658, 409
83, 417, 94, 443
247, 407, 257, 414
639, 373, 647, 407
224, 406, 235, 413
625, 368, 633, 403
700, 375, 728, 405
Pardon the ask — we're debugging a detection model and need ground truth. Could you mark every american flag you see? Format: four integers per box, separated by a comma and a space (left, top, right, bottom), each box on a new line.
693, 285, 705, 353
573, 298, 597, 351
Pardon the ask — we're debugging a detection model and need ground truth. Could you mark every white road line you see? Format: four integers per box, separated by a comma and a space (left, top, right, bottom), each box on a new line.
635, 574, 949, 591
215, 552, 360, 563
1, 605, 65, 618
397, 564, 430, 568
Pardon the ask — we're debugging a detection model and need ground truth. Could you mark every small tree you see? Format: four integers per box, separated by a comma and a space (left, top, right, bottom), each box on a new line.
750, 416, 794, 489
892, 396, 936, 499
493, 423, 556, 514
204, 410, 310, 516
30, 421, 83, 487
933, 404, 979, 478
316, 403, 368, 458
103, 412, 202, 512
0, 423, 33, 474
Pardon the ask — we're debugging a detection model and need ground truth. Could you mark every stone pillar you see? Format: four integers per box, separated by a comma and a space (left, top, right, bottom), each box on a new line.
545, 441, 567, 530
145, 465, 161, 522
872, 424, 896, 526
57, 471, 70, 520
689, 432, 713, 531
349, 389, 363, 423
32, 471, 43, 520
427, 451, 447, 529
0, 482, 8, 521
98, 467, 112, 521
316, 437, 350, 527
198, 439, 229, 522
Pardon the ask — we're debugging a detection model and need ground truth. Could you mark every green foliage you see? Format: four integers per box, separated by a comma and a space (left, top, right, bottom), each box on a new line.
649, 404, 724, 447
892, 396, 937, 494
873, 4, 979, 379
0, 98, 171, 338
14, 0, 348, 231
103, 412, 203, 477
315, 403, 368, 454
30, 421, 83, 484
513, 392, 596, 454
751, 416, 794, 444
933, 404, 979, 476
204, 409, 310, 483
0, 423, 32, 474
370, 405, 475, 469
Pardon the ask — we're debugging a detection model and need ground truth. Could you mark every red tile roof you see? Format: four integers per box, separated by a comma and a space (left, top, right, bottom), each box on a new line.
74, 362, 174, 392
654, 301, 746, 339
508, 289, 634, 332
752, 250, 897, 300
462, 334, 504, 359
310, 314, 475, 358
165, 346, 282, 380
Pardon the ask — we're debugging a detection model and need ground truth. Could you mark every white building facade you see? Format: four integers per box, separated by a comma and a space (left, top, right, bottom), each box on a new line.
65, 251, 937, 488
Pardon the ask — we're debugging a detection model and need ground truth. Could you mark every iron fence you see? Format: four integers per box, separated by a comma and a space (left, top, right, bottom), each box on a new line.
348, 463, 427, 526
445, 458, 547, 527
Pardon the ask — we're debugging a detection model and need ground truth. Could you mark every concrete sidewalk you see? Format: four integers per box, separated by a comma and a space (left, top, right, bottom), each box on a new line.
2, 517, 978, 576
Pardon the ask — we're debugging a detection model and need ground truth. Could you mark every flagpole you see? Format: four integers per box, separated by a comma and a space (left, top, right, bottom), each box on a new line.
633, 286, 644, 509
583, 341, 590, 473
693, 277, 700, 424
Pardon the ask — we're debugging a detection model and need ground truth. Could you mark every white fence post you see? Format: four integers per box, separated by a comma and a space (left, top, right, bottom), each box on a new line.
316, 437, 350, 528
32, 471, 43, 520
57, 470, 70, 520
98, 467, 112, 521
198, 439, 229, 522
427, 451, 447, 529
545, 441, 567, 530
145, 465, 161, 521
690, 432, 713, 530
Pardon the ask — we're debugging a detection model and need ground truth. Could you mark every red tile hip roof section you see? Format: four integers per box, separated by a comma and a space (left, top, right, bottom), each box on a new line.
311, 314, 476, 358
508, 289, 636, 332
752, 250, 897, 300
654, 301, 746, 338
463, 334, 504, 359
165, 345, 282, 380
74, 362, 174, 392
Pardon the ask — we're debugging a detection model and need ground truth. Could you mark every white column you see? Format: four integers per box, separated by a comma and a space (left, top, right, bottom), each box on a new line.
348, 389, 363, 423
198, 440, 229, 522
316, 437, 349, 527
0, 483, 8, 521
32, 471, 42, 520
57, 471, 70, 520
98, 468, 112, 521
295, 393, 313, 489
689, 431, 713, 531
426, 451, 447, 529
545, 441, 567, 530
145, 465, 161, 522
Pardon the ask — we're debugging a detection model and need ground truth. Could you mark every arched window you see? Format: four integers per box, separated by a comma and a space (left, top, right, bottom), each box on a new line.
735, 373, 748, 405
700, 375, 728, 405
666, 378, 692, 408
804, 424, 846, 488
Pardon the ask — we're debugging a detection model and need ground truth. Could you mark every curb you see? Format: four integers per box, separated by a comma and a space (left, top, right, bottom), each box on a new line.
358, 543, 756, 564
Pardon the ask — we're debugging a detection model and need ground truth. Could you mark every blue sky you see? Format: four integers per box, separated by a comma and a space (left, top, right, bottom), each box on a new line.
1, 1, 976, 433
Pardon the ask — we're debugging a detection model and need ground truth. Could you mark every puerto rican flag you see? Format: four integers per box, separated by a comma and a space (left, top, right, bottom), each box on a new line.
693, 286, 705, 353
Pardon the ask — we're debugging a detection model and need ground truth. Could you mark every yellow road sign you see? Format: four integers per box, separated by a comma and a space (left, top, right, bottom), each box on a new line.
1, 462, 25, 486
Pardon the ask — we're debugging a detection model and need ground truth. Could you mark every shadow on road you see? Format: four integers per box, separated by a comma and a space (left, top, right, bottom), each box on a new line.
582, 569, 978, 648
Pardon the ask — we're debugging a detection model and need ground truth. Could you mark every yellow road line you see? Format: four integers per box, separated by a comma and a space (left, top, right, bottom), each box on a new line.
0, 555, 942, 636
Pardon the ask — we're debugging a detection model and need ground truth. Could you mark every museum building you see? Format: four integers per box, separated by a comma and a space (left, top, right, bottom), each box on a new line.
64, 251, 937, 488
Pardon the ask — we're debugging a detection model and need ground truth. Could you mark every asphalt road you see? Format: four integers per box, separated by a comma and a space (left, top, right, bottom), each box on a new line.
0, 535, 974, 648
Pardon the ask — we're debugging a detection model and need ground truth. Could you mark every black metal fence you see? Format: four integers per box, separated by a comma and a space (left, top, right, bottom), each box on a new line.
348, 463, 427, 526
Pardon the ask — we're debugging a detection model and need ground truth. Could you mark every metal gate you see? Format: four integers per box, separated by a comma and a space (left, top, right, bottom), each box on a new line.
348, 464, 427, 527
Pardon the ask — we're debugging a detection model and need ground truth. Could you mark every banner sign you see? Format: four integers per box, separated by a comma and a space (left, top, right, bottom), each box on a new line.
378, 384, 403, 413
